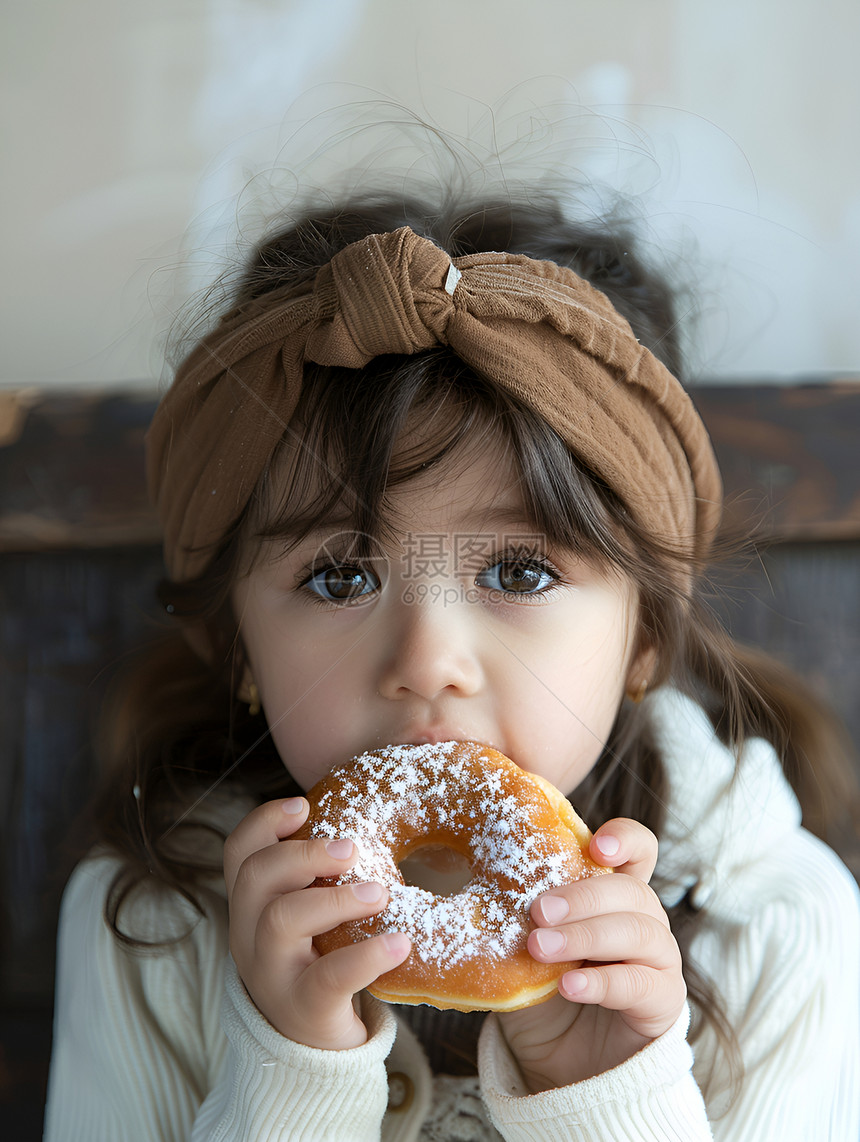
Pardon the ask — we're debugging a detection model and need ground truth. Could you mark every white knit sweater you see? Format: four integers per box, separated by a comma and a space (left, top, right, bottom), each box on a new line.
44, 690, 860, 1141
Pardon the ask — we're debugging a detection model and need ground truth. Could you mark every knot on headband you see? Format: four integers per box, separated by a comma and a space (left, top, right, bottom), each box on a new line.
308, 228, 454, 363
147, 226, 722, 583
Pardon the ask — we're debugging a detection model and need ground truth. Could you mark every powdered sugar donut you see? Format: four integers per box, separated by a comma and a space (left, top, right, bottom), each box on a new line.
295, 741, 610, 1012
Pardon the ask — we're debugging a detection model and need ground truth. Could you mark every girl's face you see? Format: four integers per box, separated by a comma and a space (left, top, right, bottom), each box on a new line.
232, 439, 650, 799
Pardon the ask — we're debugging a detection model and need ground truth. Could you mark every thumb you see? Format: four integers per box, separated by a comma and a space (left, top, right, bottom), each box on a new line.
590, 817, 658, 883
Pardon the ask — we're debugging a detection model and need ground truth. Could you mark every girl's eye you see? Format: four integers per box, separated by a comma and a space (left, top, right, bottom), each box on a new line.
304, 565, 379, 602
476, 560, 557, 595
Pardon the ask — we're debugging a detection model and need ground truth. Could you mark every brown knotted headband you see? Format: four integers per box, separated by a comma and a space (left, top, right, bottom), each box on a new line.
146, 226, 722, 583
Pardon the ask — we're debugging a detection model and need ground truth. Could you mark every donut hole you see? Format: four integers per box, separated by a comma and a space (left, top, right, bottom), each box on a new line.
398, 843, 473, 896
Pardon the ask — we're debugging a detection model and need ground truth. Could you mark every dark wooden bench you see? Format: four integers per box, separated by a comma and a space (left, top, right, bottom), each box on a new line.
1, 381, 858, 1137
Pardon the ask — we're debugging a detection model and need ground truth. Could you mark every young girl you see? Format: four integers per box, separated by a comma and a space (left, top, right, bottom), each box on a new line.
45, 195, 859, 1141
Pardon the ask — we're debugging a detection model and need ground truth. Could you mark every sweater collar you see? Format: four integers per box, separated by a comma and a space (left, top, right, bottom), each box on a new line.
648, 688, 802, 910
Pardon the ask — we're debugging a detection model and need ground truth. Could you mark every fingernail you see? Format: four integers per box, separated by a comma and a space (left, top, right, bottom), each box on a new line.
539, 895, 569, 925
352, 881, 384, 903
325, 838, 354, 859
382, 933, 410, 957
562, 970, 589, 995
282, 797, 305, 814
595, 833, 620, 857
534, 928, 565, 956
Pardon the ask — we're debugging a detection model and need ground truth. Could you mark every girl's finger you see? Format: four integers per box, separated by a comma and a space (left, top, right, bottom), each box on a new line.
223, 797, 310, 896
227, 838, 366, 970
291, 932, 412, 1044
229, 833, 362, 909
588, 817, 659, 882
528, 910, 680, 971
558, 962, 686, 1039
253, 881, 392, 977
533, 870, 670, 931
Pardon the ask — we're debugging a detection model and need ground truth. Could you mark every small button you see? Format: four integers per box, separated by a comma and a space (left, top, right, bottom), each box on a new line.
386, 1070, 414, 1112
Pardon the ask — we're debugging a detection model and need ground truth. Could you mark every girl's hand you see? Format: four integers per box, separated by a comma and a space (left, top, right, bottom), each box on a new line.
223, 797, 411, 1051
498, 818, 685, 1092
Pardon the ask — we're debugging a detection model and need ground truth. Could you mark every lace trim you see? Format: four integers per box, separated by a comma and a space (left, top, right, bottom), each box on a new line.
418, 1075, 503, 1141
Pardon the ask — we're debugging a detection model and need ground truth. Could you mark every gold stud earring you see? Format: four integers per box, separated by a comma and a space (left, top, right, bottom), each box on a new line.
627, 679, 648, 704
247, 682, 261, 717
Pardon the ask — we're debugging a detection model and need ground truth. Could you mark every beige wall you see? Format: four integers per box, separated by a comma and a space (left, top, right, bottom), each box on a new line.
3, 0, 858, 387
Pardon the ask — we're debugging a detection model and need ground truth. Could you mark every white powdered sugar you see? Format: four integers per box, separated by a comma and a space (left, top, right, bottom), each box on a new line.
306, 742, 589, 968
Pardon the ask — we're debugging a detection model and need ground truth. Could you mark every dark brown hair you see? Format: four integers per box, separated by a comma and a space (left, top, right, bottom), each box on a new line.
89, 195, 858, 1093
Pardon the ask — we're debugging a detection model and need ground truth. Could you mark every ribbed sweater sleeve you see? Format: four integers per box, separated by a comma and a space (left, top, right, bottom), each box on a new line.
479, 1005, 713, 1141
44, 855, 227, 1141
192, 960, 397, 1141
43, 854, 399, 1141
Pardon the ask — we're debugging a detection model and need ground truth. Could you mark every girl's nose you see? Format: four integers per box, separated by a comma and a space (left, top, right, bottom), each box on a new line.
376, 593, 484, 701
